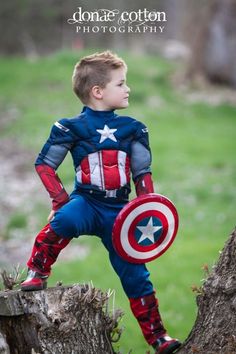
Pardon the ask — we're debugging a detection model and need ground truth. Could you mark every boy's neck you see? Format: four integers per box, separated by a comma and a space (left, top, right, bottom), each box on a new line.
87, 101, 113, 112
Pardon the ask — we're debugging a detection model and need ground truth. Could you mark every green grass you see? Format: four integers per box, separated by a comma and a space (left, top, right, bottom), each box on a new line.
0, 50, 236, 353
6, 213, 27, 239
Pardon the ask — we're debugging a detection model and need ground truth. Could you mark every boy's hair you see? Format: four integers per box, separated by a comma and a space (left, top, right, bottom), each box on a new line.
72, 50, 127, 104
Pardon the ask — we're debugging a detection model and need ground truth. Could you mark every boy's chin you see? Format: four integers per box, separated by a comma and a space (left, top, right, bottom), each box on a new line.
109, 101, 129, 110
117, 102, 129, 110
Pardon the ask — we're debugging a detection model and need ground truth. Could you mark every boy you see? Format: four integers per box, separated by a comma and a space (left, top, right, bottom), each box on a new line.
21, 51, 181, 354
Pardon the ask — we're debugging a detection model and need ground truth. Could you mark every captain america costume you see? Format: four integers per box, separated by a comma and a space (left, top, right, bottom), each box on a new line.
23, 105, 181, 352
31, 106, 154, 298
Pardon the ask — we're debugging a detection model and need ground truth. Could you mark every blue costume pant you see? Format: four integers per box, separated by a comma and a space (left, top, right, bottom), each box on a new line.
50, 194, 154, 298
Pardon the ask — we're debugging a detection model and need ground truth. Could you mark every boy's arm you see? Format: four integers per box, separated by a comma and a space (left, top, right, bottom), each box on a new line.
134, 172, 154, 196
35, 164, 69, 211
131, 123, 154, 196
35, 119, 74, 212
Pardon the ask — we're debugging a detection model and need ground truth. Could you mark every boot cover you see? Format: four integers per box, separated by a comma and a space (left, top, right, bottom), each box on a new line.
129, 293, 166, 345
27, 224, 71, 274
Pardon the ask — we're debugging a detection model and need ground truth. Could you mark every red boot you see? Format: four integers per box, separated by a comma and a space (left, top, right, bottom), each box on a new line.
21, 224, 71, 291
129, 293, 181, 353
21, 269, 48, 291
153, 335, 181, 354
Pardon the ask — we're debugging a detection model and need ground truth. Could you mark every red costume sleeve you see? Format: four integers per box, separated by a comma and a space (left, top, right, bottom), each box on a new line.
35, 164, 69, 211
135, 173, 154, 196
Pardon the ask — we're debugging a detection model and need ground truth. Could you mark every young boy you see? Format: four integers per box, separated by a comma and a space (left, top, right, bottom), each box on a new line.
21, 51, 181, 354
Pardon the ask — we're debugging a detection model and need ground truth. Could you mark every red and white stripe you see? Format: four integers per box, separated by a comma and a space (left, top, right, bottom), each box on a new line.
76, 150, 130, 190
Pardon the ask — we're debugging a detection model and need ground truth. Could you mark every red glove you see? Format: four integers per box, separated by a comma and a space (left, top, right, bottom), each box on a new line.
35, 164, 69, 211
135, 173, 154, 196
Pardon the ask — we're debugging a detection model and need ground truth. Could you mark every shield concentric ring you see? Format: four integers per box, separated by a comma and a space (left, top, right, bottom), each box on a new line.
112, 193, 179, 263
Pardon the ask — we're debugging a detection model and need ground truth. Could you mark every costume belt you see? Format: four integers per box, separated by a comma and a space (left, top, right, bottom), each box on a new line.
76, 185, 130, 201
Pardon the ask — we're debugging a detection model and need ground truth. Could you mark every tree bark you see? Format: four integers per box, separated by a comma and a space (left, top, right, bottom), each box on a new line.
177, 227, 236, 354
0, 284, 122, 354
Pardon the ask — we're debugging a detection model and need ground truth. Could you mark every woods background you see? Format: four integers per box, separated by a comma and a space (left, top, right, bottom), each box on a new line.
1, 0, 236, 87
0, 1, 236, 353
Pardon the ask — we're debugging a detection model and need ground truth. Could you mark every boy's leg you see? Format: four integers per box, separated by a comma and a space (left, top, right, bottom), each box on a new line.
102, 223, 181, 354
21, 196, 99, 291
21, 224, 71, 291
27, 224, 71, 275
129, 293, 181, 353
110, 251, 181, 353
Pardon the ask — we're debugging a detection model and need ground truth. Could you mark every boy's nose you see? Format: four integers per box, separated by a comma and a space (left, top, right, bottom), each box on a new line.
126, 85, 131, 93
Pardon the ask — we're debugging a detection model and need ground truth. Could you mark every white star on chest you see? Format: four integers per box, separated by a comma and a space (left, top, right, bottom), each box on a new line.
137, 217, 162, 244
96, 125, 117, 143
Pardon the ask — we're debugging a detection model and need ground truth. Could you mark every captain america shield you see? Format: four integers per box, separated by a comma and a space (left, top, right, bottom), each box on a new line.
112, 193, 179, 263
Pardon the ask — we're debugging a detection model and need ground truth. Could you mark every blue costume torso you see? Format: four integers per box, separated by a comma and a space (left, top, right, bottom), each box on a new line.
36, 106, 152, 200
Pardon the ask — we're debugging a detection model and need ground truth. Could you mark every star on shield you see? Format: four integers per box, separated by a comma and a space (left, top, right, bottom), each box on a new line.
137, 217, 162, 244
96, 125, 117, 143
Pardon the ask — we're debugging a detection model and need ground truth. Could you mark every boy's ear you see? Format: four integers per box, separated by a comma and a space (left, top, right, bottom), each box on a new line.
91, 85, 103, 100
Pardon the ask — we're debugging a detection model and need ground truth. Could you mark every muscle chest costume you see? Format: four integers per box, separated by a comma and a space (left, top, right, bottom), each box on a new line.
23, 106, 181, 352
35, 106, 153, 204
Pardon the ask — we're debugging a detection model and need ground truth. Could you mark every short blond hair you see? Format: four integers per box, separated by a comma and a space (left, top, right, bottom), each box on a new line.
72, 51, 127, 104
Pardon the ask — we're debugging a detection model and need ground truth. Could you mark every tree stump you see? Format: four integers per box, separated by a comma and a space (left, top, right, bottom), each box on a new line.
0, 283, 122, 354
177, 227, 236, 354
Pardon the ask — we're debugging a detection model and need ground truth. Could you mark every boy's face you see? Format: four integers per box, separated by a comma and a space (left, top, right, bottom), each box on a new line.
100, 67, 130, 110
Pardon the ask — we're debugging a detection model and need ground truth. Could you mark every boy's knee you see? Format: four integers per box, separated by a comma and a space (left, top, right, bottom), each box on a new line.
50, 211, 77, 238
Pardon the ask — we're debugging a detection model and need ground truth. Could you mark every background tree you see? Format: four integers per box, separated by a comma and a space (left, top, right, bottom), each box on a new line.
1, 0, 236, 88
184, 0, 236, 87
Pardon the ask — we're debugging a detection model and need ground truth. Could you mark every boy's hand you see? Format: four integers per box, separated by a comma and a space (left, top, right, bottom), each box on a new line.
47, 210, 55, 222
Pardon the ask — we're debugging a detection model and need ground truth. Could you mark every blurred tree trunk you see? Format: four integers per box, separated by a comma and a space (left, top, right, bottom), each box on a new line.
177, 227, 236, 354
0, 284, 121, 354
187, 0, 236, 87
